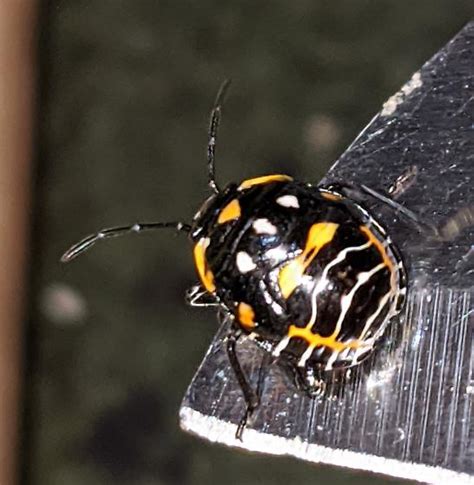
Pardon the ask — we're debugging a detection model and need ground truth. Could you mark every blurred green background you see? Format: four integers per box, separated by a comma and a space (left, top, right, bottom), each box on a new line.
28, 2, 473, 484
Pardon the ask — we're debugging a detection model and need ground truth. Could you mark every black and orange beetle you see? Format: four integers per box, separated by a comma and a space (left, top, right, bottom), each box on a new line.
62, 81, 410, 439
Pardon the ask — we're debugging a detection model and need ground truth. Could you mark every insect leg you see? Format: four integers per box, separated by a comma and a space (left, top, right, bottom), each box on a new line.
225, 331, 261, 441
185, 284, 219, 307
278, 359, 326, 398
325, 181, 437, 237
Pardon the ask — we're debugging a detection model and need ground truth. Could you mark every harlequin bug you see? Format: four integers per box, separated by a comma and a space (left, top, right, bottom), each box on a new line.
62, 80, 413, 440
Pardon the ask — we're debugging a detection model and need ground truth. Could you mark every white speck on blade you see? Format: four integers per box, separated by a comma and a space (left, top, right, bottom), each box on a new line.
393, 427, 406, 444
381, 72, 422, 116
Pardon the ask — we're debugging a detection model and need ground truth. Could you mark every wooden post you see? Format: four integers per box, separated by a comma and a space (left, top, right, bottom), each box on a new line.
0, 2, 37, 483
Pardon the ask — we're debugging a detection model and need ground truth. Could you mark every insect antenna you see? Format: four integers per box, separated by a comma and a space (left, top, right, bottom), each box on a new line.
207, 79, 231, 194
61, 221, 191, 263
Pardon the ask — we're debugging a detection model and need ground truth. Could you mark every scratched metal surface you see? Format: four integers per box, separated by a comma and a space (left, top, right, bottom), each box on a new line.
180, 23, 474, 483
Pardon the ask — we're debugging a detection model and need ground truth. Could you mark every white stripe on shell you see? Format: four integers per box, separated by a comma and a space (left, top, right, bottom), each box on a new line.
273, 241, 374, 361
352, 341, 374, 366
300, 242, 374, 368
307, 241, 372, 331
324, 349, 340, 371
272, 335, 291, 357
298, 344, 315, 367
330, 262, 386, 343
358, 289, 392, 342
300, 262, 384, 368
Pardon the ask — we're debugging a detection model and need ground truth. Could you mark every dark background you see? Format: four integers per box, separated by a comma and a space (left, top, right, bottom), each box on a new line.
28, 2, 473, 484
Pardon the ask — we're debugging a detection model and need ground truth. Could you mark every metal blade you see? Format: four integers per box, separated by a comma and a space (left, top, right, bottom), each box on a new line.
180, 22, 474, 484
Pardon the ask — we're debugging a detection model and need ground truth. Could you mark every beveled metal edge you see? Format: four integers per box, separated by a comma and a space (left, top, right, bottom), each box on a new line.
180, 407, 474, 485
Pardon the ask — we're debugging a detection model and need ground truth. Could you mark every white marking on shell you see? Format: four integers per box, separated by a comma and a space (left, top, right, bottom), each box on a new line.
272, 335, 290, 357
298, 344, 315, 367
236, 251, 257, 273
339, 346, 352, 361
358, 290, 392, 341
278, 242, 381, 367
352, 342, 374, 366
265, 245, 287, 261
200, 236, 211, 248
331, 263, 386, 341
307, 241, 372, 331
360, 224, 402, 333
252, 218, 277, 235
276, 194, 300, 209
387, 248, 401, 321
324, 350, 340, 371
259, 281, 284, 315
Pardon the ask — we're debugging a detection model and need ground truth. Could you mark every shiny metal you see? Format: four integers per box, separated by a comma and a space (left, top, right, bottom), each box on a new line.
180, 22, 474, 483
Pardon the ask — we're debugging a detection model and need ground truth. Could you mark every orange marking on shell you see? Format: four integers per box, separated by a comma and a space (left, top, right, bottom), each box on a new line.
321, 191, 342, 202
217, 199, 241, 224
193, 237, 216, 293
359, 225, 394, 271
237, 302, 256, 330
287, 325, 363, 352
238, 174, 293, 190
278, 222, 339, 299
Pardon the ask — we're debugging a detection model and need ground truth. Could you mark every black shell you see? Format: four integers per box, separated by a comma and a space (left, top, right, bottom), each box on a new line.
192, 176, 406, 371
